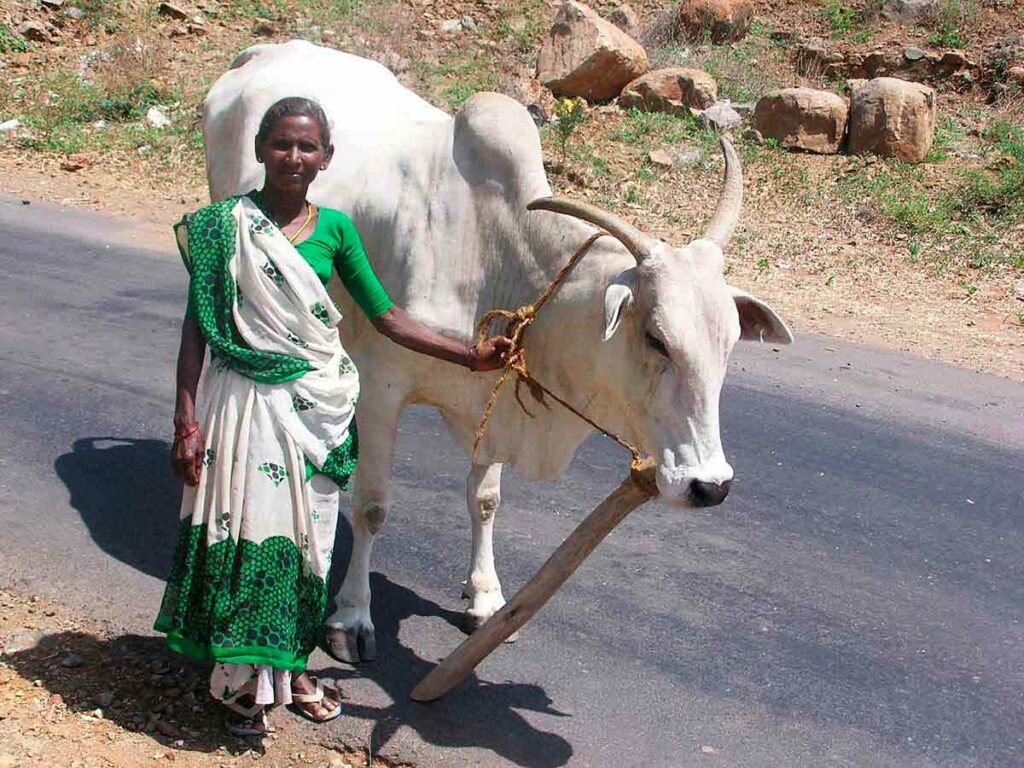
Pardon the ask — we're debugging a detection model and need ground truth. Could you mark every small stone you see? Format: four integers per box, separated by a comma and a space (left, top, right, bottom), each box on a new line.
678, 149, 703, 165
904, 46, 928, 61
65, 7, 85, 19
527, 103, 549, 126
42, 0, 64, 8
157, 2, 189, 21
60, 652, 84, 667
94, 691, 115, 708
648, 148, 674, 167
1013, 279, 1024, 302
440, 19, 461, 33
49, 693, 64, 706
17, 20, 50, 42
138, 144, 154, 157
91, 118, 106, 130
252, 18, 275, 36
700, 744, 719, 754
461, 15, 476, 30
2, 628, 42, 653
146, 106, 171, 129
697, 102, 742, 132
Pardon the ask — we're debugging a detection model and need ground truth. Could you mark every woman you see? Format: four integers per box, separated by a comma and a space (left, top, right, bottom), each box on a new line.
155, 97, 511, 735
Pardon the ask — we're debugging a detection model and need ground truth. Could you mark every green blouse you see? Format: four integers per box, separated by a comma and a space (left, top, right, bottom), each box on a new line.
186, 196, 393, 320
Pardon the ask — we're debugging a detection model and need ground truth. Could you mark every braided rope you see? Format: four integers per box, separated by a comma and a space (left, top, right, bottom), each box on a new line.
472, 232, 645, 471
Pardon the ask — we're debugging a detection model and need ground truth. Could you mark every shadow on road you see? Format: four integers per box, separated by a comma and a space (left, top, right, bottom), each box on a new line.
321, 573, 574, 768
54, 437, 181, 580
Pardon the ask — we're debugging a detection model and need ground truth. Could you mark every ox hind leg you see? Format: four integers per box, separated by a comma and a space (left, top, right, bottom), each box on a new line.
324, 392, 401, 663
463, 462, 509, 633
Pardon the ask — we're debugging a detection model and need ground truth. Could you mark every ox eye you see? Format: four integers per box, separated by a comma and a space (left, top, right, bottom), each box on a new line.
645, 332, 669, 358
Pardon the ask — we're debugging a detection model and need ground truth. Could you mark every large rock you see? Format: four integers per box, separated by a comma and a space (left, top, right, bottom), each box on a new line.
608, 3, 640, 38
676, 0, 753, 44
849, 77, 936, 163
754, 88, 849, 154
537, 1, 648, 101
618, 67, 717, 113
882, 0, 936, 23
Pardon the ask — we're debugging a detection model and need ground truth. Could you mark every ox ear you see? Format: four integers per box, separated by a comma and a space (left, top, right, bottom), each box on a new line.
603, 277, 635, 341
731, 287, 793, 344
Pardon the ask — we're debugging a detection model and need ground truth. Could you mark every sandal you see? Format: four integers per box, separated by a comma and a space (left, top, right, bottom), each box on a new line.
223, 696, 271, 737
290, 677, 343, 724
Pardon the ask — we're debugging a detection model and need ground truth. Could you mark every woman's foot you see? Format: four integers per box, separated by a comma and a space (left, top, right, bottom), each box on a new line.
290, 673, 342, 723
223, 694, 270, 737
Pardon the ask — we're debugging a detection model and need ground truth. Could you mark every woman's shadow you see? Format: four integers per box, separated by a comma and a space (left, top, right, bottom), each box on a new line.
55, 436, 574, 767
54, 437, 183, 579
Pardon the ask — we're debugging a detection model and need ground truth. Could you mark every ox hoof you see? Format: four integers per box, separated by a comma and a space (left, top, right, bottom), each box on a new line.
462, 609, 519, 643
324, 623, 376, 664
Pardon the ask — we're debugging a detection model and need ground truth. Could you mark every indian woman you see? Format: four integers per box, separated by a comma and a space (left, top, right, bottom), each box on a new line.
155, 96, 511, 735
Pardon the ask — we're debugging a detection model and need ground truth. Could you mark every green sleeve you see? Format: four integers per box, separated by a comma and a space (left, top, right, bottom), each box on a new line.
333, 213, 394, 320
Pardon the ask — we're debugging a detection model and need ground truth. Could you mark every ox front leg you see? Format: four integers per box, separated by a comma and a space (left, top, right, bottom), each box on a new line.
324, 399, 399, 663
463, 462, 508, 634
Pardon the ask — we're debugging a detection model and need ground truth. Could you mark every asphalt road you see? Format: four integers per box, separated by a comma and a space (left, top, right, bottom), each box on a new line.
1, 195, 1022, 767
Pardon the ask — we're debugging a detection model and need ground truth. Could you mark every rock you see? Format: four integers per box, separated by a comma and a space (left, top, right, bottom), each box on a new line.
903, 46, 929, 62
461, 15, 477, 31
252, 17, 276, 36
157, 2, 189, 20
94, 691, 115, 708
648, 148, 674, 167
608, 3, 640, 38
697, 102, 742, 132
2, 629, 43, 653
849, 77, 936, 163
0, 119, 21, 133
618, 67, 717, 113
1008, 66, 1024, 86
440, 19, 462, 33
731, 101, 755, 118
882, 0, 936, 22
938, 50, 968, 69
536, 1, 648, 102
60, 652, 85, 667
17, 21, 50, 42
678, 149, 703, 165
754, 87, 849, 154
1013, 278, 1024, 302
41, 0, 64, 8
146, 106, 171, 129
91, 118, 106, 130
794, 39, 846, 78
49, 693, 64, 706
65, 7, 85, 19
676, 0, 753, 44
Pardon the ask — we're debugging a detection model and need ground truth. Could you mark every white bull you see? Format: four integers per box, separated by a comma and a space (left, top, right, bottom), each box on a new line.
203, 40, 792, 662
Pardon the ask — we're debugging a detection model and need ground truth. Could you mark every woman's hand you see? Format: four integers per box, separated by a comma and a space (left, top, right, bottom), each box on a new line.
171, 425, 205, 487
468, 336, 514, 372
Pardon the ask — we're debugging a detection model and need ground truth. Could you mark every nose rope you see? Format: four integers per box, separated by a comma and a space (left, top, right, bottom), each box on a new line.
472, 231, 647, 474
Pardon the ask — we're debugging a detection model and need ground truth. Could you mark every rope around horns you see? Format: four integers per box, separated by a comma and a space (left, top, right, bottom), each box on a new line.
472, 232, 645, 472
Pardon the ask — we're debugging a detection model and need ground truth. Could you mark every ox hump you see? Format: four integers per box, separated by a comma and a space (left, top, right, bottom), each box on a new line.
453, 93, 546, 194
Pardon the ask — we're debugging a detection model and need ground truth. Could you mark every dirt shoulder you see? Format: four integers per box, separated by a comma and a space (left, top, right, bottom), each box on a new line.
0, 586, 405, 768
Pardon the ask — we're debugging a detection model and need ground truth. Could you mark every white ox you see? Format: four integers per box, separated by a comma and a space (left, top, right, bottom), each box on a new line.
203, 41, 792, 662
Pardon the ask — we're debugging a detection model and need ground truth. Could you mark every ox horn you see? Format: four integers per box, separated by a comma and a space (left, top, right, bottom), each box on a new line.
702, 136, 743, 251
527, 197, 656, 264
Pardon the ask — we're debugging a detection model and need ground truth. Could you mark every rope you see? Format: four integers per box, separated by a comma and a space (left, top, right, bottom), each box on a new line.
472, 232, 645, 472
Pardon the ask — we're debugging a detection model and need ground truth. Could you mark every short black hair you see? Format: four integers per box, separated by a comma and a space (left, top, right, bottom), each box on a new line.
255, 97, 331, 147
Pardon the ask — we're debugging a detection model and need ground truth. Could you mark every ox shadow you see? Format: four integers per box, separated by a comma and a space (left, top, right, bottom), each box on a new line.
54, 436, 181, 580
322, 525, 573, 768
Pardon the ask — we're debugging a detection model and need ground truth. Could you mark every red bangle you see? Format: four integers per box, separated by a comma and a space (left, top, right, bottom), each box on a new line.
173, 424, 199, 443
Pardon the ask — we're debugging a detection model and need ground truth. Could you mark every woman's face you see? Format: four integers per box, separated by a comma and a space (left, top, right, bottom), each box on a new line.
256, 115, 333, 194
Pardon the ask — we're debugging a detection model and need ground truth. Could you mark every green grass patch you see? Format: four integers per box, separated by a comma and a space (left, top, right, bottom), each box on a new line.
0, 23, 29, 54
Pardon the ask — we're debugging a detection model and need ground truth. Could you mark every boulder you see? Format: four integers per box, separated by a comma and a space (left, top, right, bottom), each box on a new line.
754, 88, 849, 154
676, 0, 753, 44
609, 3, 640, 38
537, 1, 648, 102
849, 78, 936, 163
882, 0, 936, 23
618, 67, 717, 114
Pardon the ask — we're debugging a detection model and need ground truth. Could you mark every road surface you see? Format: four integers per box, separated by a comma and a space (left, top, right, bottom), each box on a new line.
1, 196, 1022, 767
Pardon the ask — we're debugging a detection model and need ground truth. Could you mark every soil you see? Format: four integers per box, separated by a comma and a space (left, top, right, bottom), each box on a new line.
0, 585, 405, 768
0, 0, 1021, 385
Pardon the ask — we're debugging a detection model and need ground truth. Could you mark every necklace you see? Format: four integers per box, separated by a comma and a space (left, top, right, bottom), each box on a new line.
288, 202, 316, 244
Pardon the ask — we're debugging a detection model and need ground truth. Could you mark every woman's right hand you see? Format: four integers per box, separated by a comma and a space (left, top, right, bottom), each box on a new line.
171, 425, 205, 487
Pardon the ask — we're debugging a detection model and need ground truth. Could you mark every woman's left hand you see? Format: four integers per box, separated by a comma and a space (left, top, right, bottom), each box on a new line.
469, 336, 514, 372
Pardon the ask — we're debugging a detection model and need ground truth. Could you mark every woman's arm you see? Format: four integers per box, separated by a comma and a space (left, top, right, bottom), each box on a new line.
371, 306, 512, 372
171, 314, 207, 486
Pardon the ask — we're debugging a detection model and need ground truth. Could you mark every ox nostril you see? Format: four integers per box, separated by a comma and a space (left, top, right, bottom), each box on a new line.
689, 479, 732, 507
